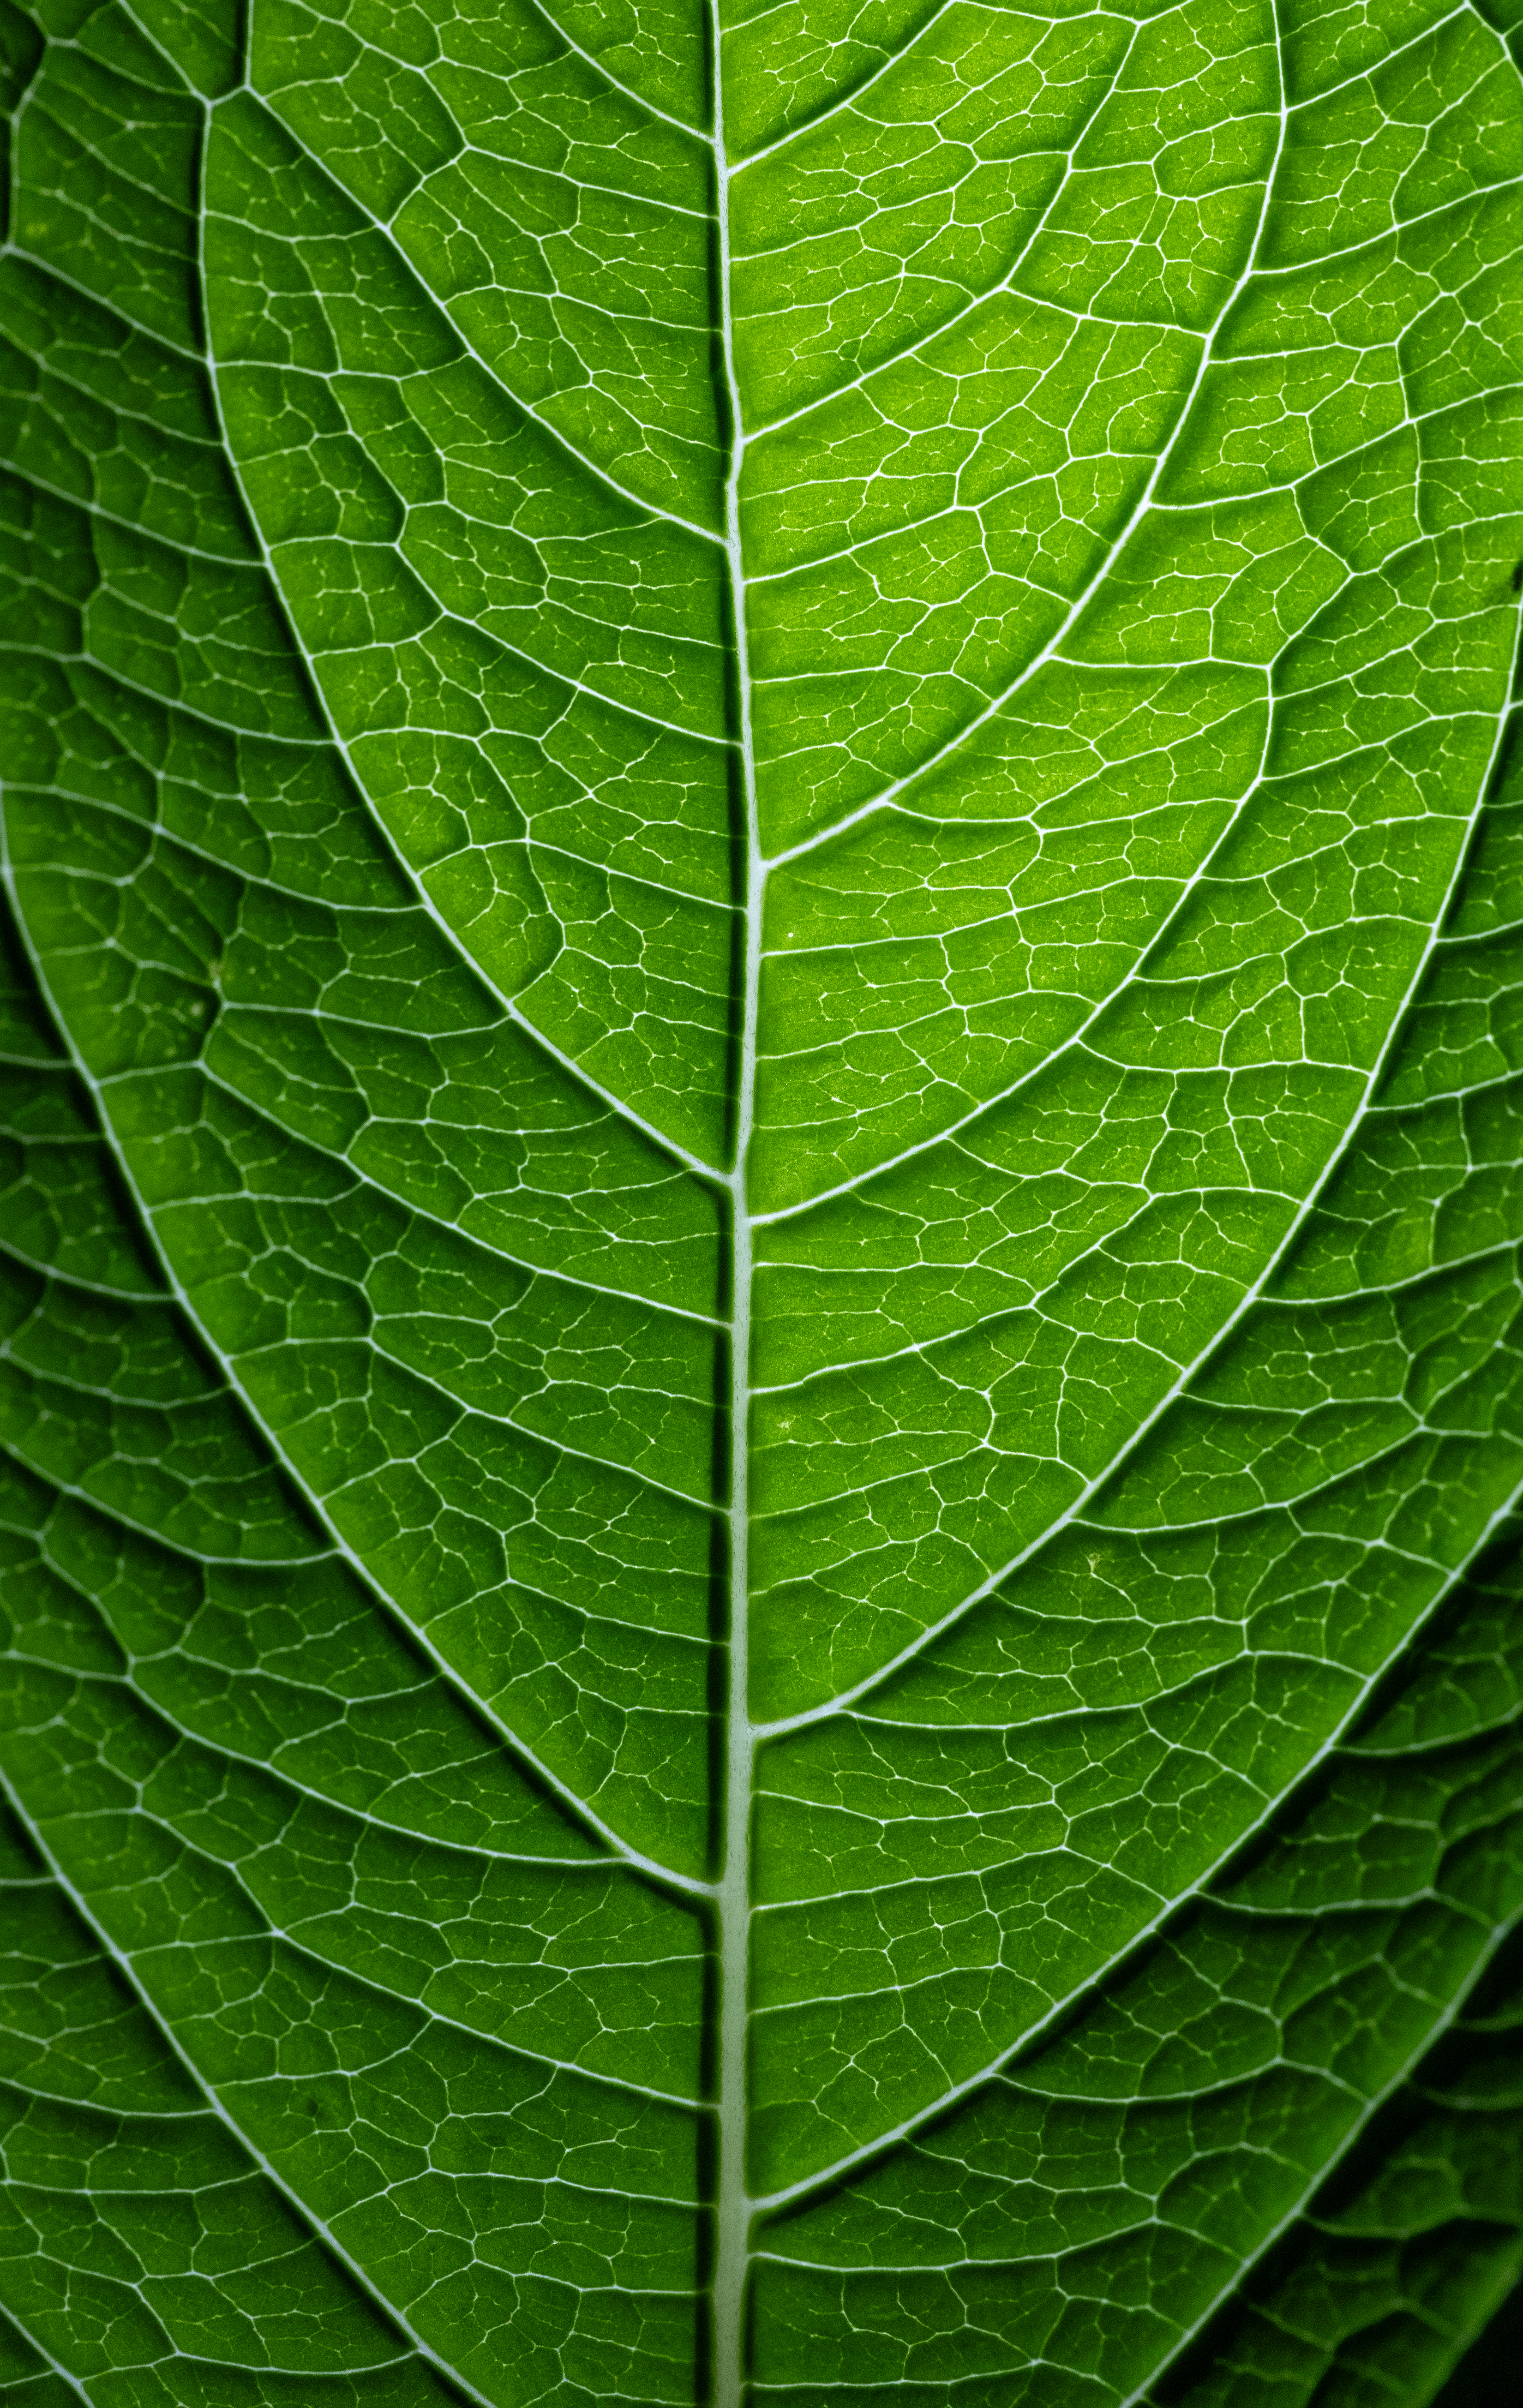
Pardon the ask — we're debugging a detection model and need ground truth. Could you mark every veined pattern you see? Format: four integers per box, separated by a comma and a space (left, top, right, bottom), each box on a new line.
0, 0, 1521, 2402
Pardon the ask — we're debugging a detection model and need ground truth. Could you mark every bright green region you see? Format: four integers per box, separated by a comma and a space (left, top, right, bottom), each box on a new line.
252, 0, 721, 516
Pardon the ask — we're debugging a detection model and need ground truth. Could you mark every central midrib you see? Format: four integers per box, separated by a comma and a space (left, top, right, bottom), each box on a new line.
709, 17, 762, 2406
700, 15, 1305, 2390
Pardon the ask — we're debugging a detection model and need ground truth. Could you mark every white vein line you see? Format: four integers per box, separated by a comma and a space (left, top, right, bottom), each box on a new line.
309, 598, 728, 755
263, 25, 710, 213
751, 719, 1289, 1231
753, 659, 1520, 1743
748, 1450, 1523, 2219
6, 763, 732, 941
754, 1208, 1520, 1392
731, 0, 965, 167
519, 827, 727, 912
220, 986, 732, 1087
1350, 1705, 1523, 1760
1094, 1408, 1500, 1534
300, 1335, 721, 1513
175, 122, 731, 1191
121, 0, 704, 151
1249, 161, 1523, 280
1119, 1907, 1522, 2406
0, 1432, 322, 1566
174, 1059, 725, 1330
6, 1641, 625, 1873
0, 236, 206, 364
237, 83, 726, 550
749, 9, 1523, 1735
739, 396, 1511, 1223
0, 816, 714, 1906
706, 18, 766, 2400
517, 0, 708, 138
8, 144, 732, 738
745, 79, 1512, 461
0, 1761, 497, 2408
0, 1257, 723, 1515
1295, 0, 1472, 104
6, 767, 733, 1291
0, 624, 347, 749
0, 452, 258, 567
0, 2302, 94, 2405
114, 1812, 708, 2110
0, 1244, 162, 1306
4, 1099, 723, 1438
1, 559, 727, 764
741, 29, 1148, 449
755, 72, 1460, 879
15, 9, 1523, 2398
10, 1519, 684, 1864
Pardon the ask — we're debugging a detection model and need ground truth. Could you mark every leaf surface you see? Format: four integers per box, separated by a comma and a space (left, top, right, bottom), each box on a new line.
0, 0, 1522, 2402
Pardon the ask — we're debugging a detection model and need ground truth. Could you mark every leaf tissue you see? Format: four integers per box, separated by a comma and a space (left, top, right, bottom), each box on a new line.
1, 0, 1522, 2401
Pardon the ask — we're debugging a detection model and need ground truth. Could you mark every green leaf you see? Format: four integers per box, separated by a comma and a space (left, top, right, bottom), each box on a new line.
1, 0, 1521, 2402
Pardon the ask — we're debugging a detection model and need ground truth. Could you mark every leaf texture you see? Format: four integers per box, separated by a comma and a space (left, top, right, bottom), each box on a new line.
0, 0, 1522, 2402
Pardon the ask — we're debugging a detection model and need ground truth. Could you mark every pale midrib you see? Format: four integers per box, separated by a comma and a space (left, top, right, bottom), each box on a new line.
708, 17, 763, 2406
705, 2, 1274, 2383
